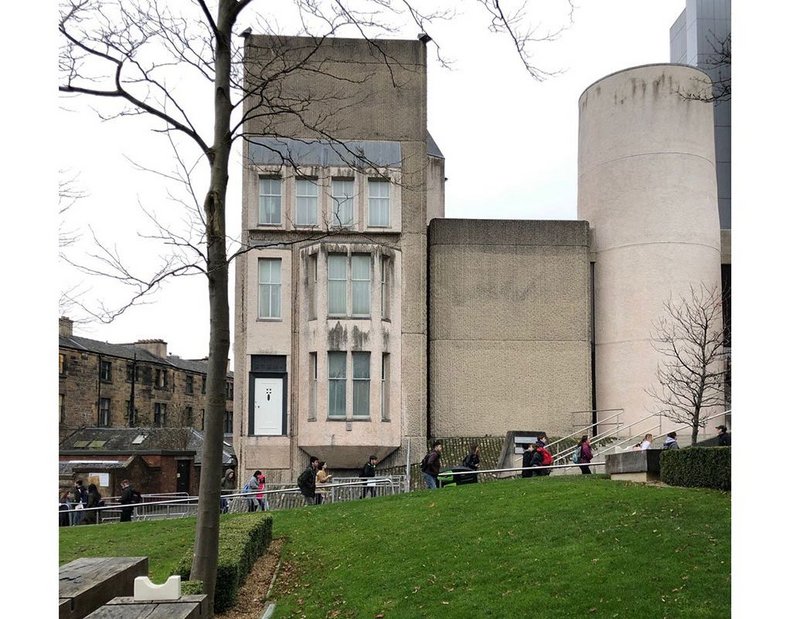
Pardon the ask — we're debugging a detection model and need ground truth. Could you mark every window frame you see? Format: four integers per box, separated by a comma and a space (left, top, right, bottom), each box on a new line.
185, 374, 194, 394
224, 410, 234, 434
295, 178, 319, 226
257, 257, 282, 320
327, 253, 372, 318
352, 352, 371, 419
100, 359, 113, 383
99, 397, 111, 427
327, 351, 347, 419
154, 402, 167, 427
381, 353, 390, 421
367, 178, 391, 227
258, 176, 282, 225
330, 178, 355, 228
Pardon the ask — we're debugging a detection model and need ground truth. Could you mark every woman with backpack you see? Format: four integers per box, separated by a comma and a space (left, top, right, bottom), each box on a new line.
81, 483, 103, 525
577, 436, 593, 475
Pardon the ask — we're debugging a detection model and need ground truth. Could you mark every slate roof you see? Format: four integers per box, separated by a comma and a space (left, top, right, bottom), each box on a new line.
59, 427, 237, 466
59, 334, 234, 378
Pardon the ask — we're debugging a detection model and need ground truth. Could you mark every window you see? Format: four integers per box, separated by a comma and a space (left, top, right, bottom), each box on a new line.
154, 368, 168, 389
327, 254, 371, 317
258, 176, 282, 225
296, 178, 318, 226
224, 411, 233, 434
352, 352, 370, 418
100, 360, 112, 382
307, 255, 317, 320
309, 353, 317, 421
126, 364, 135, 382
200, 409, 205, 431
258, 258, 282, 319
226, 381, 234, 401
380, 256, 390, 320
368, 179, 390, 227
154, 402, 167, 427
328, 352, 346, 418
59, 394, 65, 423
186, 374, 194, 394
381, 353, 390, 421
331, 179, 354, 227
202, 376, 207, 394
184, 406, 194, 427
99, 398, 111, 427
351, 255, 371, 316
125, 400, 137, 426
59, 353, 66, 376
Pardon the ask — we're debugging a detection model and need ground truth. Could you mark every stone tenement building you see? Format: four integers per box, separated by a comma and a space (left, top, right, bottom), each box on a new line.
59, 317, 235, 441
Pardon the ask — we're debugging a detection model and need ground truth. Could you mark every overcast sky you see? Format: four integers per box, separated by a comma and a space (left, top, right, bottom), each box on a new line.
54, 0, 688, 361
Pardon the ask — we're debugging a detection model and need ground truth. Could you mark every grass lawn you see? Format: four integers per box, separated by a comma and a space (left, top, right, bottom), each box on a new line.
59, 476, 730, 618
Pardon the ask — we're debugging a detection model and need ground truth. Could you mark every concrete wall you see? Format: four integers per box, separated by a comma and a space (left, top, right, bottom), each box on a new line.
577, 64, 722, 434
236, 36, 433, 479
428, 219, 593, 438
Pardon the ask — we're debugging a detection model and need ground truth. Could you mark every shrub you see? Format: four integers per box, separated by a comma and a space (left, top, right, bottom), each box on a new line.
661, 447, 730, 490
176, 513, 273, 613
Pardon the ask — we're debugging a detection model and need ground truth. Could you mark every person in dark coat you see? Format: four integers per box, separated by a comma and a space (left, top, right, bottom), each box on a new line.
297, 457, 319, 506
70, 479, 88, 526
663, 432, 680, 450
59, 491, 71, 527
462, 444, 481, 471
716, 425, 731, 446
81, 483, 103, 525
360, 455, 378, 498
118, 479, 140, 522
521, 443, 535, 478
421, 440, 443, 489
220, 468, 236, 513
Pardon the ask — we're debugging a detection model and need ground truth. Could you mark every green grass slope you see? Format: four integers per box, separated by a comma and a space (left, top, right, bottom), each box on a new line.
270, 476, 730, 618
59, 477, 730, 618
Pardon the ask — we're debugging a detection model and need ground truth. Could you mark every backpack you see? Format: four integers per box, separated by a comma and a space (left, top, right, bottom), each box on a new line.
420, 452, 430, 472
461, 453, 472, 468
572, 445, 581, 464
131, 491, 142, 503
541, 449, 553, 466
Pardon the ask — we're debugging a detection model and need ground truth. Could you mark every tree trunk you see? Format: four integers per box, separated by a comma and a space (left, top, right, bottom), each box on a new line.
189, 1, 236, 610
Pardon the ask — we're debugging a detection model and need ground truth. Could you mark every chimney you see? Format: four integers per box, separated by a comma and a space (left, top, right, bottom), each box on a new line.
59, 316, 74, 337
135, 339, 168, 358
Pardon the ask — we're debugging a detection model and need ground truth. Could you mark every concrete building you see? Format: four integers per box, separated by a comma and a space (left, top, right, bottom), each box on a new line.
235, 29, 731, 482
234, 36, 443, 478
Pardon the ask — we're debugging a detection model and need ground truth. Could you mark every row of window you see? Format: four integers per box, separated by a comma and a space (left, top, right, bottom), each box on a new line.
62, 396, 234, 433
311, 351, 390, 421
59, 354, 233, 399
258, 254, 391, 320
258, 176, 392, 228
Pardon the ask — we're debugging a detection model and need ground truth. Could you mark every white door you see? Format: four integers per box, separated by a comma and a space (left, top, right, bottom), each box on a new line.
253, 377, 283, 435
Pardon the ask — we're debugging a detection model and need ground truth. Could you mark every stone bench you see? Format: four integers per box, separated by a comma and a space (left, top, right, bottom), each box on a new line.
605, 449, 663, 482
85, 595, 208, 618
59, 557, 149, 619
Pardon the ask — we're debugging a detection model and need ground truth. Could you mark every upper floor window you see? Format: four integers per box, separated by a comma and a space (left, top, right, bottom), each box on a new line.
307, 255, 317, 320
352, 352, 370, 418
99, 398, 111, 427
381, 353, 390, 421
60, 394, 65, 424
258, 258, 282, 319
59, 353, 66, 376
328, 254, 371, 317
100, 360, 112, 382
186, 374, 194, 394
328, 352, 346, 418
224, 411, 234, 434
380, 256, 390, 320
202, 376, 207, 394
154, 402, 167, 427
258, 176, 282, 225
331, 179, 354, 227
296, 178, 318, 226
226, 381, 234, 401
155, 368, 168, 389
368, 179, 390, 227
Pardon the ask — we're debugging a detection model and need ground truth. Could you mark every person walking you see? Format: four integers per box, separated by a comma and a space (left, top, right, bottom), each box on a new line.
315, 461, 332, 504
639, 433, 653, 450
118, 479, 141, 522
298, 457, 320, 506
462, 444, 481, 471
244, 471, 261, 512
256, 472, 269, 511
360, 455, 378, 499
716, 425, 731, 446
421, 440, 443, 489
662, 432, 679, 450
578, 436, 593, 475
81, 483, 103, 525
220, 468, 236, 513
533, 440, 552, 476
521, 443, 535, 478
70, 479, 88, 526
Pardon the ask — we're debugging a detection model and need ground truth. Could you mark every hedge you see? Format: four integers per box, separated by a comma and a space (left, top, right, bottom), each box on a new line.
177, 513, 273, 613
660, 447, 731, 491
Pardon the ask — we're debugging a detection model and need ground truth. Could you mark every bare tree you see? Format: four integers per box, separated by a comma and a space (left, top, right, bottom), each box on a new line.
680, 32, 731, 104
647, 285, 728, 445
59, 0, 571, 607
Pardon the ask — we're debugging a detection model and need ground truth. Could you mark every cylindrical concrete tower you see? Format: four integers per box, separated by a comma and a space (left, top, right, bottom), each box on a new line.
577, 64, 722, 435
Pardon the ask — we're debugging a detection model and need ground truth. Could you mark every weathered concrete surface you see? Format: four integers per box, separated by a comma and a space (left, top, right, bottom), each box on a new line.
606, 449, 663, 482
